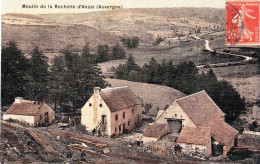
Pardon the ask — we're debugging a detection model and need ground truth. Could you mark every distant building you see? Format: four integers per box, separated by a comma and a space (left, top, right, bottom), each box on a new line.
3, 97, 55, 126
81, 87, 142, 137
156, 90, 238, 157
102, 72, 115, 78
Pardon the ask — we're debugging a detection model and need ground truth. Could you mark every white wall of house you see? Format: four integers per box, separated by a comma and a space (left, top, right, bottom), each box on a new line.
143, 136, 158, 144
156, 101, 196, 128
81, 93, 112, 136
3, 114, 35, 126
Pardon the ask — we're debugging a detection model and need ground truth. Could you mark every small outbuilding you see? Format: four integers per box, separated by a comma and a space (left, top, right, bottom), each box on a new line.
143, 124, 168, 143
176, 127, 212, 158
3, 97, 55, 126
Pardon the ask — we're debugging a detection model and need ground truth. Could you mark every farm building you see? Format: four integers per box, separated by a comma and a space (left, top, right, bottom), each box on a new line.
81, 87, 142, 137
3, 97, 55, 126
143, 124, 168, 143
156, 90, 238, 157
176, 127, 212, 158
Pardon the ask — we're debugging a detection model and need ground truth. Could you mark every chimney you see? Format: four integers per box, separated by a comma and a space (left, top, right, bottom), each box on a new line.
94, 87, 101, 94
15, 97, 23, 103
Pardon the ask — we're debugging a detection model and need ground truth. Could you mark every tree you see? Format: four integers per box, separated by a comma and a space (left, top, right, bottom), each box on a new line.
121, 36, 140, 49
49, 56, 66, 111
112, 44, 125, 60
1, 41, 29, 106
97, 44, 110, 62
154, 35, 164, 45
126, 54, 140, 71
208, 80, 246, 123
50, 46, 108, 112
25, 46, 49, 102
172, 61, 198, 93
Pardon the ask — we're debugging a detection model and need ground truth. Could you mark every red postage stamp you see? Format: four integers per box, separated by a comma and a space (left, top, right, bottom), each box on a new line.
226, 0, 260, 46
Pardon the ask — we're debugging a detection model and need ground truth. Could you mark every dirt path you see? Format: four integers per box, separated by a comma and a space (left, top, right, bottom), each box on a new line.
196, 37, 255, 68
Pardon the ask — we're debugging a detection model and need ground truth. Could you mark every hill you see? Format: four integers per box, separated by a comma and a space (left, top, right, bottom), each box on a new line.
38, 8, 225, 43
105, 78, 185, 116
1, 13, 120, 53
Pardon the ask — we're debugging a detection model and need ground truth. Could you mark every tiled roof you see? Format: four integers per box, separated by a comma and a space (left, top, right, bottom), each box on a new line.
203, 119, 238, 145
143, 124, 167, 138
100, 86, 142, 112
5, 100, 52, 116
176, 127, 211, 146
176, 90, 225, 126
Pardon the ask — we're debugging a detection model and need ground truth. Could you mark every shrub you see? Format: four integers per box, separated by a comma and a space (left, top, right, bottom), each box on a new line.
75, 124, 87, 134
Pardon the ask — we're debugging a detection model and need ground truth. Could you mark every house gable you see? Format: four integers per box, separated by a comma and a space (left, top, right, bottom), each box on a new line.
156, 101, 196, 128
81, 92, 112, 135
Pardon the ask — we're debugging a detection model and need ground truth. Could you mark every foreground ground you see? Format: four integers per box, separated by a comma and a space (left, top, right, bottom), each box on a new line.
0, 121, 205, 164
1, 121, 260, 163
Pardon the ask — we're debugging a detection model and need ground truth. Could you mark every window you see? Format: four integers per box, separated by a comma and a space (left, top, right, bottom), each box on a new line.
115, 127, 117, 132
132, 109, 134, 114
119, 125, 121, 131
99, 103, 102, 107
40, 115, 42, 120
175, 114, 177, 117
123, 112, 125, 119
128, 121, 130, 126
115, 114, 118, 121
89, 103, 92, 107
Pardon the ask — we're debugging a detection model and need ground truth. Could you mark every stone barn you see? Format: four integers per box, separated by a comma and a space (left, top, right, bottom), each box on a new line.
156, 90, 238, 157
81, 87, 142, 137
176, 127, 212, 158
3, 97, 55, 126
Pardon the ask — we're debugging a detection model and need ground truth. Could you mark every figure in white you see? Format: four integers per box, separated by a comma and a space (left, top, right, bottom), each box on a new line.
232, 4, 256, 41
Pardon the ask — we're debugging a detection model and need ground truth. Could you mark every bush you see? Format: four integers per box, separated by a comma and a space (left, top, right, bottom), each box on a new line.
143, 103, 153, 114
121, 36, 139, 49
249, 121, 259, 132
75, 124, 87, 134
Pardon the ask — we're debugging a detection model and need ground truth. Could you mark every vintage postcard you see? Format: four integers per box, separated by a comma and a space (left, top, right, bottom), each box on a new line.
1, 0, 260, 163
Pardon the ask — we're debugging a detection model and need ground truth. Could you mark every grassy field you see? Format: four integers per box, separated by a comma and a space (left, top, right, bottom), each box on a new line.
105, 78, 185, 116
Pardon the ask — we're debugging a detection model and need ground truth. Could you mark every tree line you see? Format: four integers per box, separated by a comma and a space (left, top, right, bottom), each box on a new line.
114, 55, 246, 124
1, 41, 108, 112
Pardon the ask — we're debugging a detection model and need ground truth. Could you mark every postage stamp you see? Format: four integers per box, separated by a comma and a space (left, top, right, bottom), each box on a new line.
226, 0, 260, 46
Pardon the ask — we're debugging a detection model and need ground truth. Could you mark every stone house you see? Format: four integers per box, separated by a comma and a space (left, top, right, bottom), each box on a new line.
81, 87, 142, 137
143, 124, 168, 143
156, 90, 238, 157
176, 127, 212, 158
3, 97, 55, 126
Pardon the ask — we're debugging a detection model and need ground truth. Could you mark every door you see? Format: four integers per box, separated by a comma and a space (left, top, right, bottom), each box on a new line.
167, 120, 182, 133
123, 123, 126, 133
101, 115, 107, 133
44, 112, 49, 125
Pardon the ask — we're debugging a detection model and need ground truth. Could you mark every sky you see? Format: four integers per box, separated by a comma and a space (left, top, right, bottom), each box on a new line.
1, 0, 225, 14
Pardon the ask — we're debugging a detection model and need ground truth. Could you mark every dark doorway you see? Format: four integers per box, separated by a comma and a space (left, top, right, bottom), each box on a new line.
101, 115, 107, 133
123, 123, 127, 133
44, 112, 49, 125
167, 118, 183, 133
212, 144, 223, 156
